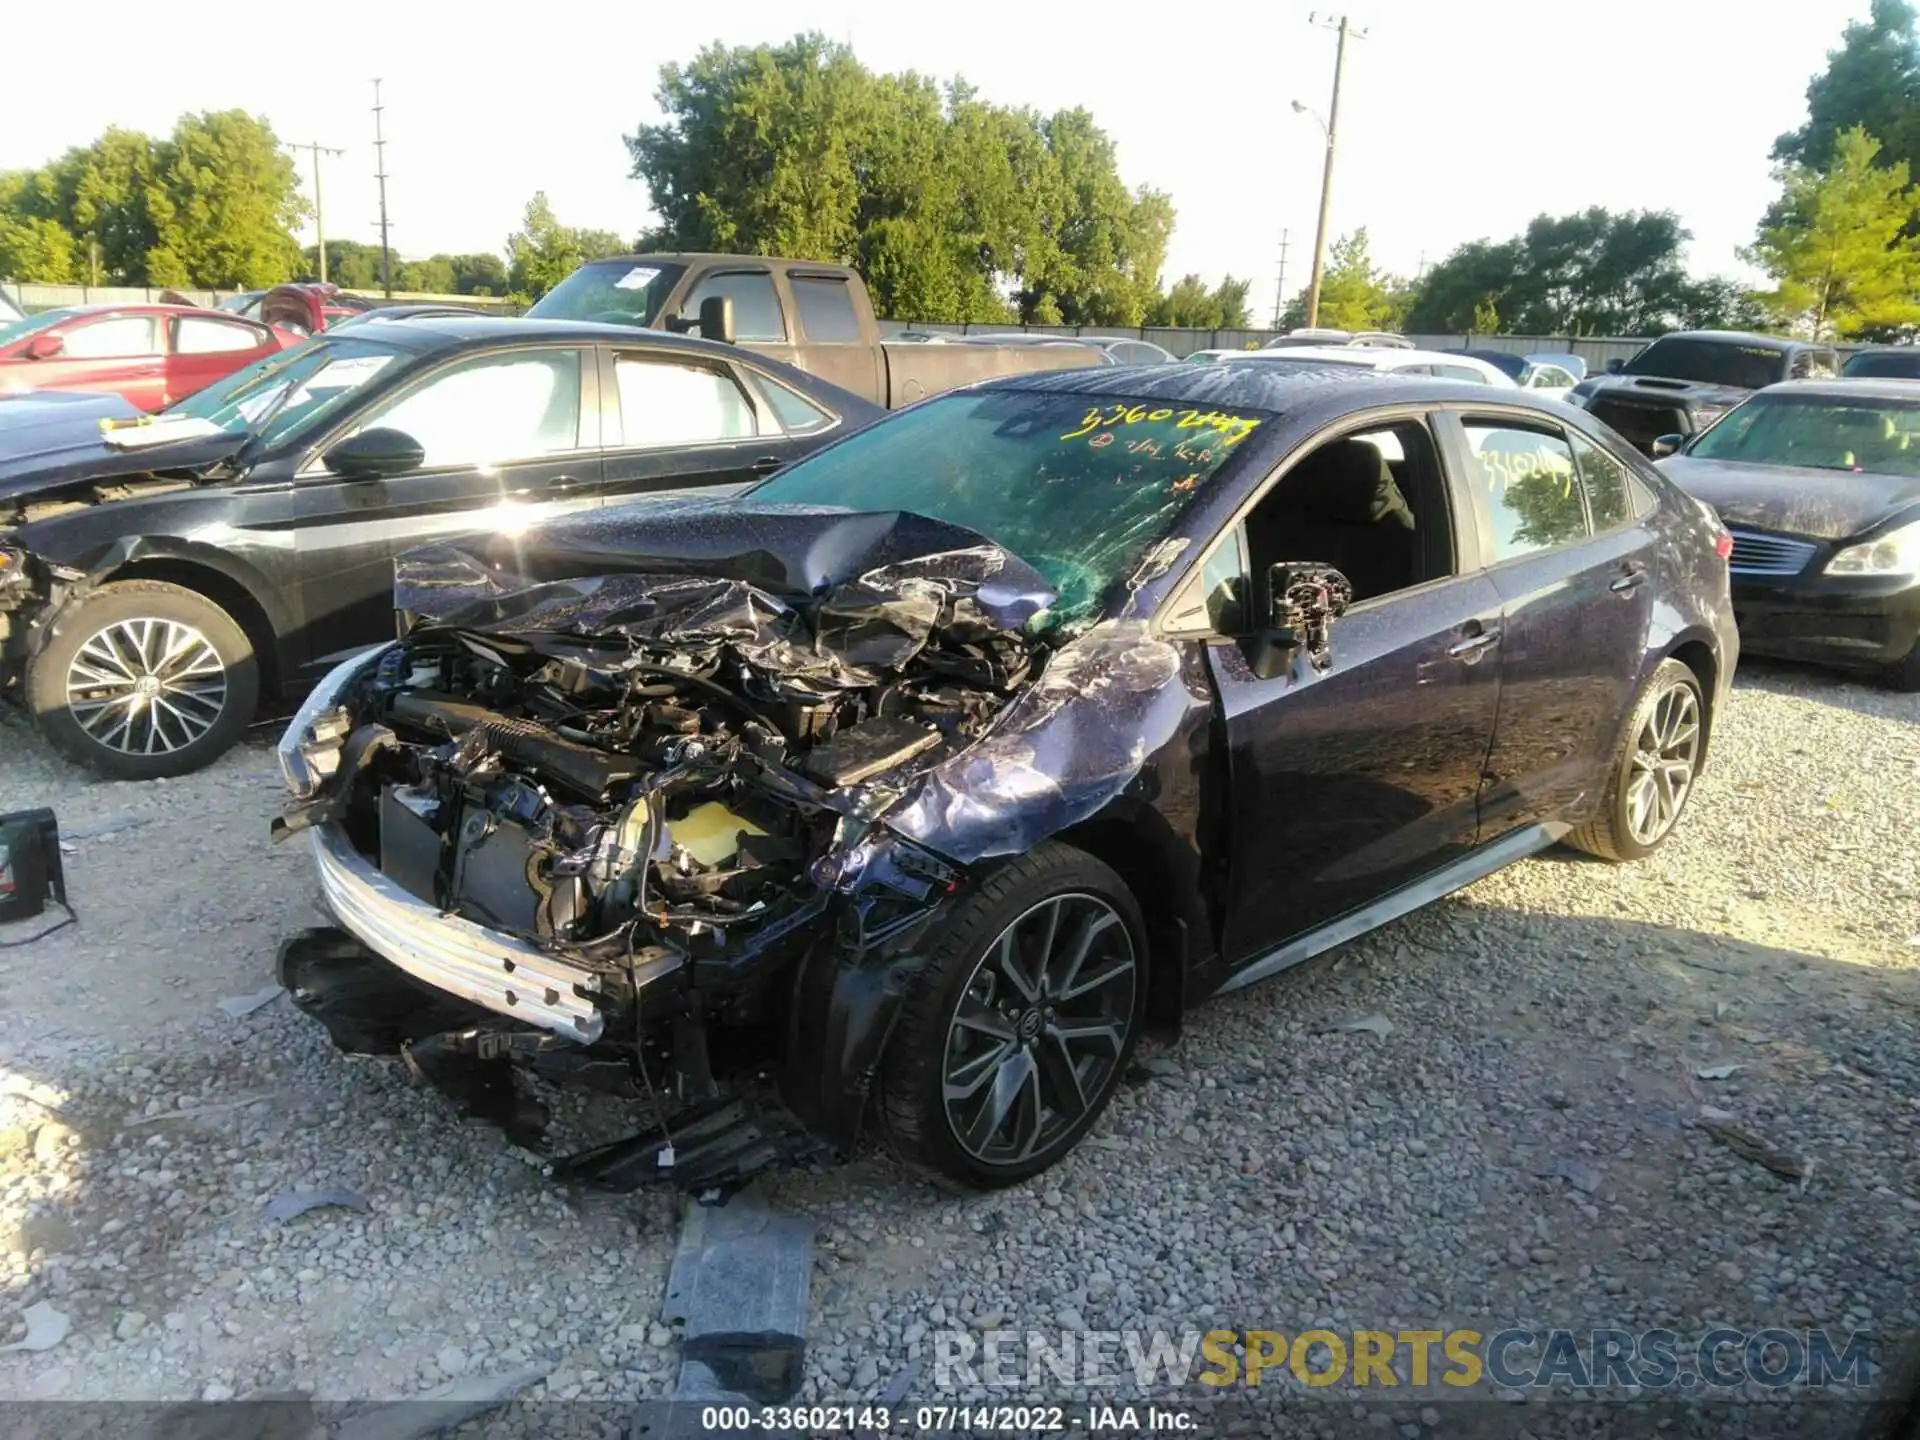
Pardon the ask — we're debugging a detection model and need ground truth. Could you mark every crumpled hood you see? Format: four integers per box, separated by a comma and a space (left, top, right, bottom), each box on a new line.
1584, 376, 1754, 411
1659, 455, 1920, 541
0, 419, 247, 503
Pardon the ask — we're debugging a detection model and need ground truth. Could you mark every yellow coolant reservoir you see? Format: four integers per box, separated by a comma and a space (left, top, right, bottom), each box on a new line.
667, 801, 767, 867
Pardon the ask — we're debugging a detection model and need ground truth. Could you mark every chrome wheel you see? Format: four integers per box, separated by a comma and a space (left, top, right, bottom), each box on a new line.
1624, 682, 1699, 846
64, 617, 228, 756
942, 893, 1137, 1167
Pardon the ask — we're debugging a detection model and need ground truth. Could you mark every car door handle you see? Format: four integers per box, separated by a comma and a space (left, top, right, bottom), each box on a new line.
1448, 628, 1501, 658
1610, 565, 1647, 593
750, 456, 783, 475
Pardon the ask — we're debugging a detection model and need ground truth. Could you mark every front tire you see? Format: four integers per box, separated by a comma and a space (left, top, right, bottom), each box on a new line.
875, 843, 1146, 1188
1565, 657, 1704, 862
26, 580, 259, 780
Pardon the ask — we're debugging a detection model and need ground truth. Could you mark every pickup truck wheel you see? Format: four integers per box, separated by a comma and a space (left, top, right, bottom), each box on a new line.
876, 842, 1146, 1189
26, 580, 259, 780
1564, 658, 1703, 862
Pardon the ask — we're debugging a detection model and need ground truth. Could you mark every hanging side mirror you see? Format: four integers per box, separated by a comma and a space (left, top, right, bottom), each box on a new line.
1650, 434, 1685, 460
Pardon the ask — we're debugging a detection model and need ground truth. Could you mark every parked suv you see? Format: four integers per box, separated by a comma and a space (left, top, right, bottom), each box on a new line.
1569, 331, 1837, 454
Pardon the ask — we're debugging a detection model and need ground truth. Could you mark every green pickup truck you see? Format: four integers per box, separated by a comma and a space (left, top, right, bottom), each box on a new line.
526, 253, 1106, 408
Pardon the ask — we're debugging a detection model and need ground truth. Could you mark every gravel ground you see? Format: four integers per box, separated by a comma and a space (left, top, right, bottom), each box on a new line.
0, 662, 1914, 1433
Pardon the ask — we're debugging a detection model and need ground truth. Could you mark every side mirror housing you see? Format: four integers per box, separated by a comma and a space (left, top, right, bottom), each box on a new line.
24, 333, 63, 361
665, 295, 737, 345
1244, 627, 1301, 681
323, 427, 425, 480
1605, 358, 1625, 374
1650, 433, 1685, 460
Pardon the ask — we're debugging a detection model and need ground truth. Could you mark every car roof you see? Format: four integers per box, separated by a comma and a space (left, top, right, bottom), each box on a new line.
38, 303, 232, 320
320, 313, 753, 357
1752, 377, 1920, 402
1656, 330, 1802, 351
981, 360, 1546, 413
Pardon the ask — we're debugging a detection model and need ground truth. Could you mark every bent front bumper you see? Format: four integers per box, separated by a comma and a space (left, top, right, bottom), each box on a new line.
310, 821, 616, 1043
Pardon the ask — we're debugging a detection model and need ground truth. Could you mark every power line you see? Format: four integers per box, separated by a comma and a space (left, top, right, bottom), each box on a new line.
1300, 12, 1369, 329
288, 141, 345, 285
1271, 229, 1290, 328
371, 79, 393, 298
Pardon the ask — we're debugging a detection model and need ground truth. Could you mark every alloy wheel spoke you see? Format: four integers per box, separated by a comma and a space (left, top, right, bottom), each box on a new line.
1047, 907, 1117, 1002
994, 926, 1041, 1004
946, 1038, 1015, 1102
953, 993, 1016, 1043
66, 618, 224, 755
1058, 958, 1133, 1004
961, 1047, 1035, 1155
1050, 1017, 1126, 1056
1035, 1033, 1088, 1124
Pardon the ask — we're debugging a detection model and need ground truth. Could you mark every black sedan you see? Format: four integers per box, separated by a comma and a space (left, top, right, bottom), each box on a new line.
0, 317, 881, 778
274, 362, 1738, 1190
1655, 379, 1920, 689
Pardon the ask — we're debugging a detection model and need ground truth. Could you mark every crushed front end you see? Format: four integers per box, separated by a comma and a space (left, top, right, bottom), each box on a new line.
274, 507, 1056, 1190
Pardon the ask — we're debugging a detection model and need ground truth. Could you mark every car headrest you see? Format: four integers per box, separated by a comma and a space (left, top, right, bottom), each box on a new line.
1283, 439, 1417, 530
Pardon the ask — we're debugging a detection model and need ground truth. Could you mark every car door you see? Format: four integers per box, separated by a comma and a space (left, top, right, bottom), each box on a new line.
1438, 411, 1659, 839
595, 347, 799, 505
675, 267, 798, 369
285, 343, 602, 672
786, 271, 883, 399
41, 313, 167, 410
1192, 413, 1507, 969
167, 314, 278, 407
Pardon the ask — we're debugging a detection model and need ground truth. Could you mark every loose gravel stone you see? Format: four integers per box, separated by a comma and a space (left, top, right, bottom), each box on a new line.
0, 664, 1914, 1434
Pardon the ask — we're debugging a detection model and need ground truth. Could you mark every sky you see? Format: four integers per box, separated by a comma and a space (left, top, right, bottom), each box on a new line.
4, 0, 1868, 310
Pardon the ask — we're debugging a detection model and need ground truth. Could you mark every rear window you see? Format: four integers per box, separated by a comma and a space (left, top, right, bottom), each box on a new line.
791, 276, 861, 342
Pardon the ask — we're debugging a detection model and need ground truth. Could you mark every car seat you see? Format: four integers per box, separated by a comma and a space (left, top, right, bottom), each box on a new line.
1249, 439, 1419, 606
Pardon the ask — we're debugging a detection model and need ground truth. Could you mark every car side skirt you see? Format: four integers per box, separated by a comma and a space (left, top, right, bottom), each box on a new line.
1212, 821, 1566, 996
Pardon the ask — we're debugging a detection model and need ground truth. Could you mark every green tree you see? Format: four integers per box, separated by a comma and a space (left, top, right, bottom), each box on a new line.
447, 252, 509, 295
299, 238, 384, 289
146, 111, 305, 287
395, 255, 456, 293
1147, 273, 1253, 328
1745, 125, 1920, 340
1403, 209, 1748, 335
1775, 0, 1920, 175
627, 35, 1178, 326
506, 193, 589, 300
1311, 228, 1399, 331
0, 213, 79, 283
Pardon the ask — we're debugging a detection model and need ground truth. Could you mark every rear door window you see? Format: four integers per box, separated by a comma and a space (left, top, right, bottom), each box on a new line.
750, 371, 834, 434
612, 354, 758, 446
790, 276, 862, 343
684, 271, 786, 342
1462, 421, 1589, 561
175, 315, 266, 354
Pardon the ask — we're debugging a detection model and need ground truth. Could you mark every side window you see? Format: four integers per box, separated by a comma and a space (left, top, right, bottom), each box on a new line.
175, 316, 264, 354
63, 315, 161, 358
1199, 523, 1250, 634
1571, 432, 1637, 530
1390, 362, 1435, 376
613, 355, 758, 446
1433, 363, 1488, 383
355, 349, 582, 468
684, 272, 785, 342
1462, 421, 1588, 561
790, 276, 861, 342
1531, 365, 1573, 389
751, 371, 833, 435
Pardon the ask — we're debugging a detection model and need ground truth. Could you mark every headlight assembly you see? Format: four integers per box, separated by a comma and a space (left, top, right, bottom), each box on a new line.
1824, 517, 1920, 580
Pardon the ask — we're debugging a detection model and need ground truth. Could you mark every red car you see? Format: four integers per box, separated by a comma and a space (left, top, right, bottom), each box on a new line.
0, 304, 303, 413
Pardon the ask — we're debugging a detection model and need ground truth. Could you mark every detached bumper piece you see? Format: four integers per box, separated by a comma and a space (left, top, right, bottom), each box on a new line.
548, 1096, 822, 1198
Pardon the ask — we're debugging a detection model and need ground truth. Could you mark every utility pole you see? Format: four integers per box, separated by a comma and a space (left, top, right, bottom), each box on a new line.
371, 79, 393, 298
1300, 13, 1367, 330
1270, 229, 1291, 328
289, 140, 345, 284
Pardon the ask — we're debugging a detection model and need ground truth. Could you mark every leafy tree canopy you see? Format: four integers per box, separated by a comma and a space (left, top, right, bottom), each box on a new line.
1774, 0, 1920, 174
1745, 125, 1920, 340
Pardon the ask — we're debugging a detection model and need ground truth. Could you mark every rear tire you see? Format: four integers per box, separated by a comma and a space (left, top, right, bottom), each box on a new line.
875, 842, 1147, 1189
1565, 657, 1704, 862
26, 580, 259, 780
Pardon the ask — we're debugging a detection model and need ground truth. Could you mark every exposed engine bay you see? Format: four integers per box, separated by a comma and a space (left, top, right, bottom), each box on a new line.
276, 507, 1076, 1189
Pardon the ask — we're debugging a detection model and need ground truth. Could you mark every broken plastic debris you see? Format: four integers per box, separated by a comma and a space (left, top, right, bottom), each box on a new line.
1537, 1158, 1604, 1195
0, 1301, 70, 1353
263, 1186, 372, 1224
1695, 1063, 1743, 1080
1320, 1013, 1394, 1038
218, 987, 282, 1020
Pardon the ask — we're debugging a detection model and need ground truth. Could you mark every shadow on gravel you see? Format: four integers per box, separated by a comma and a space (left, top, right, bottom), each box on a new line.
1733, 656, 1918, 725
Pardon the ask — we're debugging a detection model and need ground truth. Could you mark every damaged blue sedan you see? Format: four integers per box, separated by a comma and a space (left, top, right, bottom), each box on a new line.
274, 364, 1738, 1189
